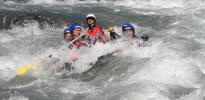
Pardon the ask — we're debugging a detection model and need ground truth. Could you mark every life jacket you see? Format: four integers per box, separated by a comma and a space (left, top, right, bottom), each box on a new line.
88, 25, 105, 43
71, 36, 86, 49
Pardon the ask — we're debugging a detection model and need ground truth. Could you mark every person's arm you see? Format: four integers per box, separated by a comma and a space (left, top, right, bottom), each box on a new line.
113, 32, 121, 38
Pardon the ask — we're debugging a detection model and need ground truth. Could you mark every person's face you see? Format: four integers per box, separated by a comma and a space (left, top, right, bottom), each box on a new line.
73, 28, 81, 36
108, 27, 114, 32
87, 18, 95, 25
65, 33, 72, 40
124, 30, 133, 37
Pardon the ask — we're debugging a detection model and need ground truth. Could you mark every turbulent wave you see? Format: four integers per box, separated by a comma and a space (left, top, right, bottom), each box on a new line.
1, 0, 204, 8
1, 0, 205, 100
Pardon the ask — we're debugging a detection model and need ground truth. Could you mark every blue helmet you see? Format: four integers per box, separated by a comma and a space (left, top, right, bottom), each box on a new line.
69, 24, 81, 34
64, 28, 72, 35
122, 24, 135, 34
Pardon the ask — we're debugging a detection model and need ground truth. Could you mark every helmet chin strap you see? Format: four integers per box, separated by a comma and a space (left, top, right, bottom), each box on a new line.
90, 24, 95, 27
88, 24, 96, 30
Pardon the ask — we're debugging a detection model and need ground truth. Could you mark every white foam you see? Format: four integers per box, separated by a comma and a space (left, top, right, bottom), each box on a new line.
177, 88, 205, 100
0, 14, 205, 99
3, 96, 29, 100
2, 0, 203, 9
124, 38, 203, 87
0, 57, 18, 81
0, 22, 60, 80
0, 33, 15, 43
27, 0, 109, 5
10, 22, 44, 37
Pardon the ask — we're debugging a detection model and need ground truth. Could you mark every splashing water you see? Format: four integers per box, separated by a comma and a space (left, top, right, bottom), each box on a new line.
1, 0, 205, 100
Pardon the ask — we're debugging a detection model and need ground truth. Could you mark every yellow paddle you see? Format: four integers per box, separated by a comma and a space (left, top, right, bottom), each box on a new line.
17, 59, 46, 75
17, 33, 86, 75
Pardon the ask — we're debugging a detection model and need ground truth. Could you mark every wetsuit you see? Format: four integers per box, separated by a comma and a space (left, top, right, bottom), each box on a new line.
110, 31, 120, 40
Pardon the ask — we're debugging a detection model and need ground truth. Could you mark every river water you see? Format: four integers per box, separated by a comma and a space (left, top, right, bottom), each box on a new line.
1, 0, 205, 100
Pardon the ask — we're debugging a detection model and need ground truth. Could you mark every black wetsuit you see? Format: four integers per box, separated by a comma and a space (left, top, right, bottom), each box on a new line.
141, 35, 149, 41
110, 32, 120, 40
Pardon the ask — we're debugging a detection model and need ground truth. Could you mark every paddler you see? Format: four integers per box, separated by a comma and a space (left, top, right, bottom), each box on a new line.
58, 24, 86, 61
68, 24, 87, 61
114, 24, 150, 53
57, 24, 87, 72
108, 26, 120, 41
64, 28, 73, 43
69, 24, 87, 49
84, 13, 106, 44
122, 24, 136, 39
122, 23, 149, 42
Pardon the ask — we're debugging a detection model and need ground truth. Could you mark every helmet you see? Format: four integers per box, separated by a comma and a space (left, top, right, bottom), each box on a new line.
141, 34, 149, 41
64, 28, 71, 35
86, 13, 96, 20
122, 24, 135, 33
64, 28, 72, 40
69, 24, 81, 34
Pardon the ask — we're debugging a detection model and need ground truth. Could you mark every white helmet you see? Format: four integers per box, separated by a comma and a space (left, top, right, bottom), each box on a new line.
86, 13, 96, 20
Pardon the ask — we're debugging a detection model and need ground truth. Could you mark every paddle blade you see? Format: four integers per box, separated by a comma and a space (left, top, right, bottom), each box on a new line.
17, 65, 31, 75
17, 59, 46, 75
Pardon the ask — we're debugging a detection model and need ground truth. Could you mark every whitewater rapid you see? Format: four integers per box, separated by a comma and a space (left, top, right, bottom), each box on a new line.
1, 0, 205, 100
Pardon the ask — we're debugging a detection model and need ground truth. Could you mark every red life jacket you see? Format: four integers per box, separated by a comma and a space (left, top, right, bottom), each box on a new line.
88, 25, 106, 43
71, 36, 85, 49
88, 26, 104, 37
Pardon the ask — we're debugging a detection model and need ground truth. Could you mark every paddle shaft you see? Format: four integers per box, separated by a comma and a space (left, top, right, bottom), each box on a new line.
69, 34, 85, 44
